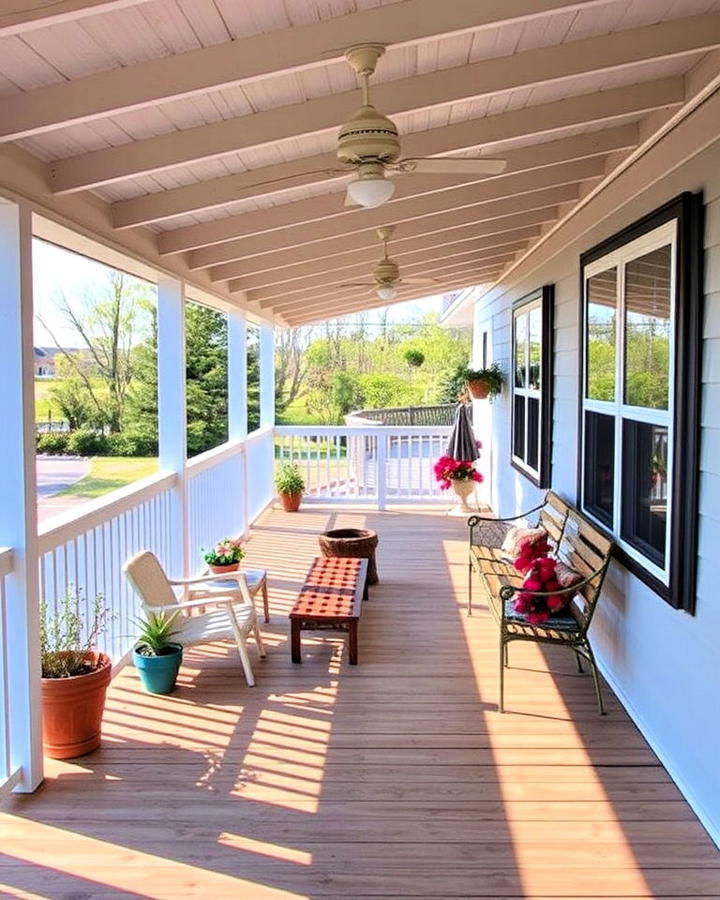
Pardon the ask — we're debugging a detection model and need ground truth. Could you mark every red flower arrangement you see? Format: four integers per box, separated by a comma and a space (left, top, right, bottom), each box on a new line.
512, 555, 582, 623
433, 455, 483, 491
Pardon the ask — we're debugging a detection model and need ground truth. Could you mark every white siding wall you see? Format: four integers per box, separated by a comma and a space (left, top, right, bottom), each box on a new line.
472, 141, 720, 844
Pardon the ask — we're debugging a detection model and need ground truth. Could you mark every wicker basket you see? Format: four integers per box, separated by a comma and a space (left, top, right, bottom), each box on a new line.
318, 528, 379, 585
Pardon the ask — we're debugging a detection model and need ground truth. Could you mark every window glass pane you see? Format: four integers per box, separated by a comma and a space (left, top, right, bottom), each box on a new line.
621, 421, 668, 566
513, 395, 526, 461
624, 245, 671, 410
528, 306, 542, 391
584, 411, 615, 526
586, 268, 617, 401
514, 314, 527, 388
527, 397, 540, 472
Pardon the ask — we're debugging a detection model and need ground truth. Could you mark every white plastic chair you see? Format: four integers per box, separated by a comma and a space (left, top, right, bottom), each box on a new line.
123, 550, 266, 687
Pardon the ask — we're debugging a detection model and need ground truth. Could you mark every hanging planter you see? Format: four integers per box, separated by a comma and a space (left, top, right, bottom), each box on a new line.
462, 363, 505, 401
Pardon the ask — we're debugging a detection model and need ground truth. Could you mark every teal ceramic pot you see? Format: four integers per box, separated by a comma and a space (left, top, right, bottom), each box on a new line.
133, 643, 183, 694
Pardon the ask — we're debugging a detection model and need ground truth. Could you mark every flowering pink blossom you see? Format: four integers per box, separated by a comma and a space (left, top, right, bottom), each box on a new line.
433, 455, 483, 490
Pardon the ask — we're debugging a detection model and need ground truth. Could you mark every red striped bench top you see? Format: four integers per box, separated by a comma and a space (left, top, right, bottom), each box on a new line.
289, 556, 367, 621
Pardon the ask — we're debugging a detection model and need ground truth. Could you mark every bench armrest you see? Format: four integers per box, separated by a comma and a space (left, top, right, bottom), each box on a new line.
498, 563, 607, 614
468, 500, 546, 544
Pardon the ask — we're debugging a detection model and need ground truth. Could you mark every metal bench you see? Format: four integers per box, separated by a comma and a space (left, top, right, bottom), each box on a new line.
467, 492, 614, 714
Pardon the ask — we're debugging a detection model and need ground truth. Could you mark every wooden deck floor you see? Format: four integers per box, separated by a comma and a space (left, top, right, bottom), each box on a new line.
2, 505, 718, 899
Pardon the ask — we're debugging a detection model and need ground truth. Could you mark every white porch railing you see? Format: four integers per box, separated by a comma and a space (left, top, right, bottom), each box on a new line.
275, 425, 452, 507
0, 546, 21, 794
187, 439, 245, 566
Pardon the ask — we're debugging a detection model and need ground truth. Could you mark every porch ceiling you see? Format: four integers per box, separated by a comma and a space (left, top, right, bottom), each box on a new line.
1, 0, 719, 325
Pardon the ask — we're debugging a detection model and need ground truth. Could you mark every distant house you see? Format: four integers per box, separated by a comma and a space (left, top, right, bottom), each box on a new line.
33, 346, 58, 377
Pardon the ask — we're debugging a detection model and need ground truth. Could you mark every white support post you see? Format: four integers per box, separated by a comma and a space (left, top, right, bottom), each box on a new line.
228, 308, 248, 442
0, 199, 43, 792
376, 432, 387, 511
157, 277, 188, 578
259, 321, 275, 431
227, 308, 249, 535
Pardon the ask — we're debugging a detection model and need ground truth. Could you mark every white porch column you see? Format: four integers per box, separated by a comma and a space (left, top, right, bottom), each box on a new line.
259, 321, 275, 430
228, 308, 248, 442
0, 199, 43, 791
157, 277, 188, 578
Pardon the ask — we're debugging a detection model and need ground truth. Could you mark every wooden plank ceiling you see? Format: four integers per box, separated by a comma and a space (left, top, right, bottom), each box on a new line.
0, 0, 719, 325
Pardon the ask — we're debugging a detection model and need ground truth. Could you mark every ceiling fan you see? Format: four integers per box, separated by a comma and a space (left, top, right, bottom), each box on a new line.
336, 43, 506, 208
340, 225, 441, 300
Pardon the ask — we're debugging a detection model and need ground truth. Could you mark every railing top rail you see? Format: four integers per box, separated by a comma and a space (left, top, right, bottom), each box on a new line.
0, 547, 13, 579
186, 437, 245, 478
275, 425, 452, 437
38, 470, 177, 552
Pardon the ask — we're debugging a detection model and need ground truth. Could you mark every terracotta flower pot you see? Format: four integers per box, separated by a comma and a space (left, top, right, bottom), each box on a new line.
209, 562, 239, 574
279, 491, 302, 512
467, 378, 490, 400
41, 651, 112, 759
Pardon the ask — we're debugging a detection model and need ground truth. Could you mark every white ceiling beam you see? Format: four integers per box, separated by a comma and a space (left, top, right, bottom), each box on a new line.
48, 10, 707, 193
208, 207, 560, 281
192, 188, 576, 272
0, 0, 609, 141
280, 269, 505, 323
260, 255, 515, 308
162, 153, 606, 257
184, 163, 600, 270
111, 102, 643, 229
229, 227, 541, 294
0, 0, 151, 35
253, 242, 524, 308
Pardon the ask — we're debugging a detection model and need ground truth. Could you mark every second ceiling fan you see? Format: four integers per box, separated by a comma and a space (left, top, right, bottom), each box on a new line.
336, 43, 506, 208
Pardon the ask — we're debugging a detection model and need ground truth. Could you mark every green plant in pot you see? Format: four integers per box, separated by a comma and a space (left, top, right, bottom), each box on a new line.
132, 610, 182, 695
275, 461, 305, 512
462, 363, 505, 401
202, 537, 245, 573
40, 591, 113, 759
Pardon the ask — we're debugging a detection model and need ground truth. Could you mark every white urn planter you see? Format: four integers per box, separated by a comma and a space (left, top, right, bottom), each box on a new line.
450, 478, 476, 513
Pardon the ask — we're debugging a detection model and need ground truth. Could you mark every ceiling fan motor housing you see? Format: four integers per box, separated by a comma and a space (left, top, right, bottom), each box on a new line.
373, 256, 400, 284
337, 104, 401, 165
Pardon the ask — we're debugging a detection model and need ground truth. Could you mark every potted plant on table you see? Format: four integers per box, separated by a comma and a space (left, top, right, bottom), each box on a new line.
132, 611, 182, 695
462, 363, 505, 400
202, 536, 245, 573
40, 591, 112, 759
275, 462, 305, 512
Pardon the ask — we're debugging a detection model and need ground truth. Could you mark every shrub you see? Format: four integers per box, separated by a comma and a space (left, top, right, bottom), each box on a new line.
66, 429, 108, 457
403, 349, 425, 368
37, 432, 70, 455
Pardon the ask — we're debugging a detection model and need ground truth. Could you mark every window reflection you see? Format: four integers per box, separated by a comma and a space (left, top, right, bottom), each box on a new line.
584, 411, 615, 526
624, 245, 671, 410
622, 421, 668, 565
529, 306, 541, 390
515, 314, 527, 388
586, 267, 617, 401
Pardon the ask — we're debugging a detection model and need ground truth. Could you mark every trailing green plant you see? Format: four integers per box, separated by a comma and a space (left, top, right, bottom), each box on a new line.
134, 610, 181, 657
462, 362, 505, 399
40, 590, 111, 678
403, 348, 425, 368
274, 462, 305, 495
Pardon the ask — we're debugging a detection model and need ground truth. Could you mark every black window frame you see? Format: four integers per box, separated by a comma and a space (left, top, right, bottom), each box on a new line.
577, 192, 704, 612
510, 285, 554, 488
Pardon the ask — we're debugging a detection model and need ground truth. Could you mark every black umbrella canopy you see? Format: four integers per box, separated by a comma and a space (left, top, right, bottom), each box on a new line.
446, 403, 479, 461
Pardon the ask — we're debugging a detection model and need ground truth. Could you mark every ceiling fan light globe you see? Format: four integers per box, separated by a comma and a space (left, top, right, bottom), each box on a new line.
346, 176, 395, 208
377, 285, 397, 301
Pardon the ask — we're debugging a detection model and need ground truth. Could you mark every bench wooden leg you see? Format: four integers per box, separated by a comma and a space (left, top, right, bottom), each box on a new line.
348, 621, 358, 665
467, 561, 473, 616
291, 620, 302, 663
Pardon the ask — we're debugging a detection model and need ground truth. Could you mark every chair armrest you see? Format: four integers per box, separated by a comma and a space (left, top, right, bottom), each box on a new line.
148, 597, 233, 613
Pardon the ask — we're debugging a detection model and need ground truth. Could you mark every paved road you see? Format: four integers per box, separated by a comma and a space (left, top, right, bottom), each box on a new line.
36, 456, 91, 524
36, 456, 90, 497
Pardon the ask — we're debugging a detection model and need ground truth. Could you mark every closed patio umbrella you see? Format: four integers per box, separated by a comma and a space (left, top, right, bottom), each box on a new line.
446, 402, 479, 462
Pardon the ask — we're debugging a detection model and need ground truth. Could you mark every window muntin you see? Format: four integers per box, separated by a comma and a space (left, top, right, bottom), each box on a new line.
582, 222, 676, 583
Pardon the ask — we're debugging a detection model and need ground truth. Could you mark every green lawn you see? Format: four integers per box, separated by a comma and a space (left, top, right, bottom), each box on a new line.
57, 456, 159, 499
35, 379, 63, 422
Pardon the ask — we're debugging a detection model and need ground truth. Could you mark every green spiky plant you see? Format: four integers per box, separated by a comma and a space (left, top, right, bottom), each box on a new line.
134, 610, 181, 657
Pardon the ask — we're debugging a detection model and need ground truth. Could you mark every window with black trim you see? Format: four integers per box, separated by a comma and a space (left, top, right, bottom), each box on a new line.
579, 193, 703, 611
511, 285, 553, 488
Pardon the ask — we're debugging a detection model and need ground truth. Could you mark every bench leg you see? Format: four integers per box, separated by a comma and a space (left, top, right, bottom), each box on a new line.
467, 561, 473, 616
290, 620, 302, 664
348, 621, 358, 665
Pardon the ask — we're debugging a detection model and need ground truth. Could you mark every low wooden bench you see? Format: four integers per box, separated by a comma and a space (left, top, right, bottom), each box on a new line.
290, 556, 368, 665
467, 491, 614, 714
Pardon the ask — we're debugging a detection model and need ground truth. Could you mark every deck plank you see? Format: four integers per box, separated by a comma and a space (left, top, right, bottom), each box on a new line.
1, 505, 717, 899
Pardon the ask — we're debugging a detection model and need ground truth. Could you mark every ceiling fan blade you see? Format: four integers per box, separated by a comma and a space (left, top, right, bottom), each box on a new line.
338, 282, 374, 288
398, 157, 506, 176
401, 276, 441, 285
